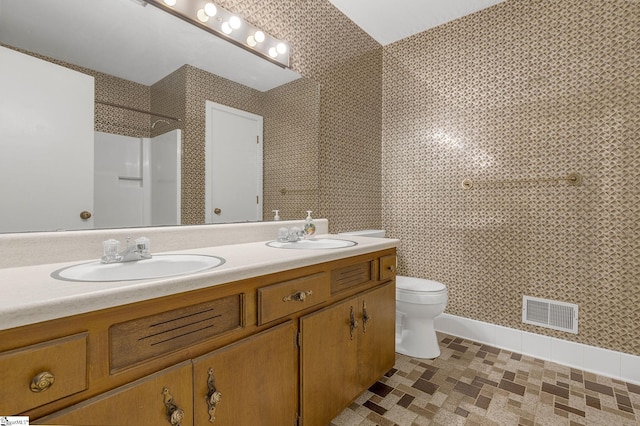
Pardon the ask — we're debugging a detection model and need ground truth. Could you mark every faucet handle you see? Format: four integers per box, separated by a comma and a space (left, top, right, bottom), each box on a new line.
101, 239, 121, 263
135, 237, 151, 255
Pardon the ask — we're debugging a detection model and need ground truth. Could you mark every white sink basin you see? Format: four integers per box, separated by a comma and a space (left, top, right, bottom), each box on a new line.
52, 254, 225, 282
266, 238, 357, 250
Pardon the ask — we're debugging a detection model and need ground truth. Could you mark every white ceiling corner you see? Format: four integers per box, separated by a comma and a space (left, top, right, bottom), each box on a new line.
328, 0, 506, 46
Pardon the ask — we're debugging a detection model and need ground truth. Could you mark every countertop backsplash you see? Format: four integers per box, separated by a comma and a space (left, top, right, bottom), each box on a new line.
0, 219, 329, 269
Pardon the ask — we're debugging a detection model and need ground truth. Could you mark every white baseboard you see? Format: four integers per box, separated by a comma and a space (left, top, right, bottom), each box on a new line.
434, 313, 640, 386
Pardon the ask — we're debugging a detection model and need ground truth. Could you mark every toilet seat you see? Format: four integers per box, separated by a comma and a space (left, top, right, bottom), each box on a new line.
396, 276, 447, 304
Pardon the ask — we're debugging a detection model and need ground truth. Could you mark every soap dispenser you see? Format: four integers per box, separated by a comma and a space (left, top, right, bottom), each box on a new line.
304, 210, 316, 238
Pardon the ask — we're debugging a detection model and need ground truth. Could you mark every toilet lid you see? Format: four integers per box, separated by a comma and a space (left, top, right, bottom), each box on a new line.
396, 276, 446, 293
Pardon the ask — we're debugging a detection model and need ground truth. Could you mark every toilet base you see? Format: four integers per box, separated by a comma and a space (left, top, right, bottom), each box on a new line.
395, 316, 441, 359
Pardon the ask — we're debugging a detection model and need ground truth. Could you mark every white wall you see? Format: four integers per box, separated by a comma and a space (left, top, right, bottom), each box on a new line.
436, 313, 640, 385
94, 131, 146, 228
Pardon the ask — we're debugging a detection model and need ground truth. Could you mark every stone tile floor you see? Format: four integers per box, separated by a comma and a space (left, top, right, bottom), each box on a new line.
330, 333, 640, 425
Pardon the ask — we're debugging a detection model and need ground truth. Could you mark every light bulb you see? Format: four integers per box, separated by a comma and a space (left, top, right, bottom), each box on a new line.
276, 42, 287, 54
254, 31, 265, 43
229, 16, 241, 29
204, 2, 217, 16
246, 35, 257, 47
196, 9, 209, 22
221, 21, 232, 34
163, 0, 176, 6
268, 47, 277, 57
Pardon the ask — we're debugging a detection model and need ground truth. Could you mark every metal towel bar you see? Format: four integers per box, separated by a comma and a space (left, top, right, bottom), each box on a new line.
461, 172, 582, 189
279, 188, 317, 195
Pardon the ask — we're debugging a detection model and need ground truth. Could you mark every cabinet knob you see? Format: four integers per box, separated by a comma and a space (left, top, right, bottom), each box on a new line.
206, 368, 223, 423
162, 386, 185, 426
30, 371, 55, 393
388, 265, 395, 273
282, 290, 313, 302
80, 211, 92, 220
213, 208, 222, 215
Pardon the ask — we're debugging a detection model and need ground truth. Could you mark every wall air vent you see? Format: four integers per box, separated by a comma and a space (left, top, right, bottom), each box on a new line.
522, 296, 578, 334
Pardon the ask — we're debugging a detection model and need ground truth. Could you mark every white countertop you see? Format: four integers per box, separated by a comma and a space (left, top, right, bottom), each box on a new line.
0, 234, 398, 331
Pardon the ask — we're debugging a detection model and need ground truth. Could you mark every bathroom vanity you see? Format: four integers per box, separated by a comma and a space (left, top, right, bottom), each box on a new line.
0, 227, 397, 426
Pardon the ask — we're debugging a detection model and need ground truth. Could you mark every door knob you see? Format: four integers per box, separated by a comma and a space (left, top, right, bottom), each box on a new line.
214, 208, 222, 215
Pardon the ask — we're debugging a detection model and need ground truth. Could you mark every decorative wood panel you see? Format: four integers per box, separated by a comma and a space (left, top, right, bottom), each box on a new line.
330, 261, 373, 293
110, 294, 243, 371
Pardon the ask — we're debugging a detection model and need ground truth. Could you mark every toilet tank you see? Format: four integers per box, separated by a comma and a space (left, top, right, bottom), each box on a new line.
339, 229, 385, 238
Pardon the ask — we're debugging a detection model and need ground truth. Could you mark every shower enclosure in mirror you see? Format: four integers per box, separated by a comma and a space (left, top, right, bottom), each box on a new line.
0, 0, 320, 233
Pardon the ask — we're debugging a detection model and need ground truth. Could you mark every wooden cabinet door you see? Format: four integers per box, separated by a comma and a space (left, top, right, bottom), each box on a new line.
192, 321, 298, 426
357, 281, 396, 389
34, 361, 193, 426
300, 297, 360, 426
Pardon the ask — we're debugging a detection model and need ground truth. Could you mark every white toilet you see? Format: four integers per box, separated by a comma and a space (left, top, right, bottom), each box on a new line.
395, 276, 448, 359
339, 230, 448, 359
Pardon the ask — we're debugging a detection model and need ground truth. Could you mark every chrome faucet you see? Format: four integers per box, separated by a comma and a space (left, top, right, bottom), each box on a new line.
120, 237, 152, 262
290, 228, 306, 242
101, 237, 152, 264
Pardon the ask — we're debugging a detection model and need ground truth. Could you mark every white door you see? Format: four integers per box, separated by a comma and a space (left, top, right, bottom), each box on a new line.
0, 46, 94, 232
205, 101, 263, 224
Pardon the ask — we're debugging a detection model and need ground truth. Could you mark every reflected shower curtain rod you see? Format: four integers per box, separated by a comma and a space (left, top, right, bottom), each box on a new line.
95, 100, 182, 122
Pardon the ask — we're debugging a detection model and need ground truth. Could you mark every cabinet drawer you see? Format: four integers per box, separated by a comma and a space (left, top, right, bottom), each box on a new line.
0, 333, 88, 414
379, 255, 397, 281
258, 272, 329, 324
331, 261, 373, 293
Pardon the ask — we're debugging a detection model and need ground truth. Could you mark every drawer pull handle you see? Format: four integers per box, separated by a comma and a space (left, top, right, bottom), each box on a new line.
349, 306, 358, 340
206, 368, 222, 423
30, 371, 55, 393
162, 386, 185, 426
282, 290, 313, 302
362, 301, 370, 333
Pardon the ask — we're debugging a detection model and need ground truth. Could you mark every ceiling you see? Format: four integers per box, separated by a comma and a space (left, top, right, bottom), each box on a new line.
329, 0, 505, 46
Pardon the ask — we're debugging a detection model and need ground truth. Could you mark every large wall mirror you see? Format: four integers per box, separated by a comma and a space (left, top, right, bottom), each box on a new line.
0, 0, 320, 233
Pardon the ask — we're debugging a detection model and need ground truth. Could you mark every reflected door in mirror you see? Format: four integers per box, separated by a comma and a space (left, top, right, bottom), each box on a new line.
205, 102, 263, 224
0, 46, 94, 233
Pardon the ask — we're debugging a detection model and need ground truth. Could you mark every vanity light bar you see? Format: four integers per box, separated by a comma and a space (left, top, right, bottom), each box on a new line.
146, 0, 290, 68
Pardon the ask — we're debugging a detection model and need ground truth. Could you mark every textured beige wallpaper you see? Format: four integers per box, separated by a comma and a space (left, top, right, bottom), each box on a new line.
94, 74, 151, 138
382, 0, 639, 355
215, 0, 383, 232
263, 78, 320, 221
